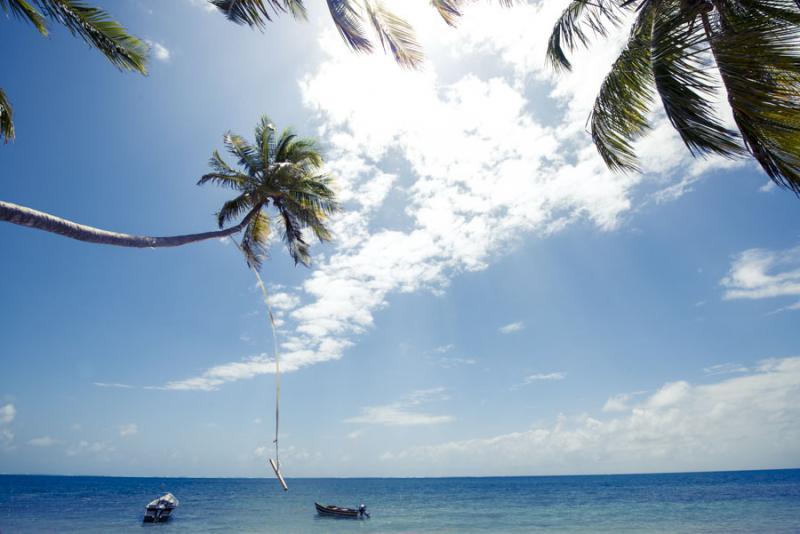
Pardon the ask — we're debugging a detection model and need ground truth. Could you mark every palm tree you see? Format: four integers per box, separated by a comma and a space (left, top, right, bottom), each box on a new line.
0, 0, 148, 142
546, 0, 800, 194
1, 116, 339, 261
198, 115, 339, 268
212, 0, 515, 69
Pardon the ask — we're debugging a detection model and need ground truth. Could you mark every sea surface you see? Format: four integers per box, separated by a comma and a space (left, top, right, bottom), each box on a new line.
0, 470, 799, 533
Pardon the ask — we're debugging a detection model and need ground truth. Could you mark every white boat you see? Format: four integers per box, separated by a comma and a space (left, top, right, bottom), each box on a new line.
143, 492, 179, 523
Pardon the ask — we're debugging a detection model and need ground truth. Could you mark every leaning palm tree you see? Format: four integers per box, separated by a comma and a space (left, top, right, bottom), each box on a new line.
212, 0, 515, 69
1, 116, 339, 260
0, 0, 148, 142
546, 0, 800, 194
198, 115, 339, 268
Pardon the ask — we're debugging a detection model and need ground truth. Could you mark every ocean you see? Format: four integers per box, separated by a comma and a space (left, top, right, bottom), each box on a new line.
1, 470, 798, 533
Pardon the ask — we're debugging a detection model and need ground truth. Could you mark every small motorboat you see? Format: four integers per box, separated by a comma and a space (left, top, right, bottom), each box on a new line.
315, 502, 369, 519
143, 492, 179, 523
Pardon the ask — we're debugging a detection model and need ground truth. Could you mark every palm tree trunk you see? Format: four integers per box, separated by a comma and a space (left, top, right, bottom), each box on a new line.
0, 200, 258, 248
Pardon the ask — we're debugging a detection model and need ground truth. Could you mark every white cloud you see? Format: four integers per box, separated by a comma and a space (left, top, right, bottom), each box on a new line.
0, 403, 14, 424
704, 363, 750, 376
119, 423, 138, 437
602, 391, 646, 413
28, 436, 58, 447
161, 0, 737, 390
721, 246, 800, 300
431, 344, 455, 354
380, 357, 800, 475
94, 382, 133, 389
0, 403, 15, 448
345, 387, 453, 427
146, 41, 171, 62
499, 321, 524, 334
67, 440, 115, 456
525, 372, 566, 383
186, 0, 217, 12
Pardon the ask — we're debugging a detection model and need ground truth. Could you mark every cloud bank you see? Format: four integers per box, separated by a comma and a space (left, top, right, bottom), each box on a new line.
380, 357, 800, 476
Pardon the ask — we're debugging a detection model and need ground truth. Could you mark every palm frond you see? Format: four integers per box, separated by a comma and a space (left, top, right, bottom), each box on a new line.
589, 2, 657, 172
430, 0, 463, 26
207, 149, 238, 175
326, 0, 373, 53
217, 193, 257, 228
650, 1, 742, 160
241, 210, 271, 269
34, 0, 148, 73
254, 115, 276, 166
197, 171, 251, 191
276, 203, 310, 266
278, 137, 324, 168
283, 0, 306, 19
365, 0, 424, 69
0, 88, 14, 143
546, 0, 626, 72
1, 0, 48, 34
709, 1, 800, 192
210, 0, 288, 28
224, 133, 262, 176
274, 129, 297, 162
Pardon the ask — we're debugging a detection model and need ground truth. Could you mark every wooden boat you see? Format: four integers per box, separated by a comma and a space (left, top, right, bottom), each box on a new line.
315, 502, 369, 519
143, 493, 179, 523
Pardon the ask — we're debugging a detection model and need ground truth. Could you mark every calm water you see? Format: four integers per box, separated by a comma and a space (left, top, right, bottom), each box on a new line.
1, 470, 799, 533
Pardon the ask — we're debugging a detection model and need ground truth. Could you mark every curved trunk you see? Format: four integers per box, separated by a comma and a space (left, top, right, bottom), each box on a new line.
0, 200, 258, 248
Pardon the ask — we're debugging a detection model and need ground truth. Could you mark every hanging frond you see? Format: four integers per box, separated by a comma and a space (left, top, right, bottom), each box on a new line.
276, 202, 311, 266
216, 193, 257, 228
0, 88, 14, 143
1, 0, 48, 34
33, 0, 148, 73
364, 0, 425, 68
430, 0, 463, 26
241, 210, 271, 269
283, 0, 306, 19
210, 0, 285, 28
326, 0, 373, 53
709, 1, 800, 192
546, 0, 627, 71
197, 171, 250, 191
589, 2, 657, 172
651, 0, 742, 160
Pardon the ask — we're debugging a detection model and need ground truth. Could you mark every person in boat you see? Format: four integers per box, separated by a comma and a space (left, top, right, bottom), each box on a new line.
359, 504, 370, 518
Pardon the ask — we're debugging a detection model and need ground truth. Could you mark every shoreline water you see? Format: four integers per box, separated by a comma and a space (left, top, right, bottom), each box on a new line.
2, 469, 799, 533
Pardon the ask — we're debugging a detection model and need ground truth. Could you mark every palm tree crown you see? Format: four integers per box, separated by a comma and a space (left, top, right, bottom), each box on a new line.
547, 0, 800, 194
212, 0, 515, 69
198, 115, 340, 269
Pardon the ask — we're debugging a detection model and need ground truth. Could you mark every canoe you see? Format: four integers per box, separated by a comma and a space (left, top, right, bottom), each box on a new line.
143, 492, 179, 523
315, 502, 368, 519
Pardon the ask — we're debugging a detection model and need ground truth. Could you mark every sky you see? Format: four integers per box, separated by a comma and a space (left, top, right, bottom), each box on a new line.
1, 0, 799, 478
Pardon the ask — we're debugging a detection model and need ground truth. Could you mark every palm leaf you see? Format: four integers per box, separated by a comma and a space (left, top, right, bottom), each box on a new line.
0, 88, 14, 143
241, 210, 271, 269
650, 0, 742, 160
276, 203, 310, 266
33, 0, 148, 73
708, 1, 800, 192
1, 0, 48, 34
217, 192, 257, 228
254, 115, 276, 166
430, 0, 463, 26
210, 0, 286, 27
365, 0, 424, 69
224, 133, 262, 176
326, 0, 373, 53
589, 1, 657, 172
278, 137, 324, 168
546, 0, 626, 71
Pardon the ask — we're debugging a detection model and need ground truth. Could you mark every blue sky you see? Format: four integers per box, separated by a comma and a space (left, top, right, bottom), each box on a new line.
1, 0, 799, 478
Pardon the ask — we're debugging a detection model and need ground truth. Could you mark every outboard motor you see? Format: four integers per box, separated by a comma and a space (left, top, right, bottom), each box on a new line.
359, 504, 370, 518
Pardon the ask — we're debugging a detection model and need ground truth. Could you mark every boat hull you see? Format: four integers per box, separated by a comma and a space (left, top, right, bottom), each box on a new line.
315, 502, 361, 519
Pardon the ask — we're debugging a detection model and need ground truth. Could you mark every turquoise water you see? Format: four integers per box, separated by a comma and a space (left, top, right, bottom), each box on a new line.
1, 470, 799, 533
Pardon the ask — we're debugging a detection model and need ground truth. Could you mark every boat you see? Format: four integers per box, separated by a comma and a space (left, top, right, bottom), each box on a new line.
143, 493, 179, 523
315, 502, 369, 519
